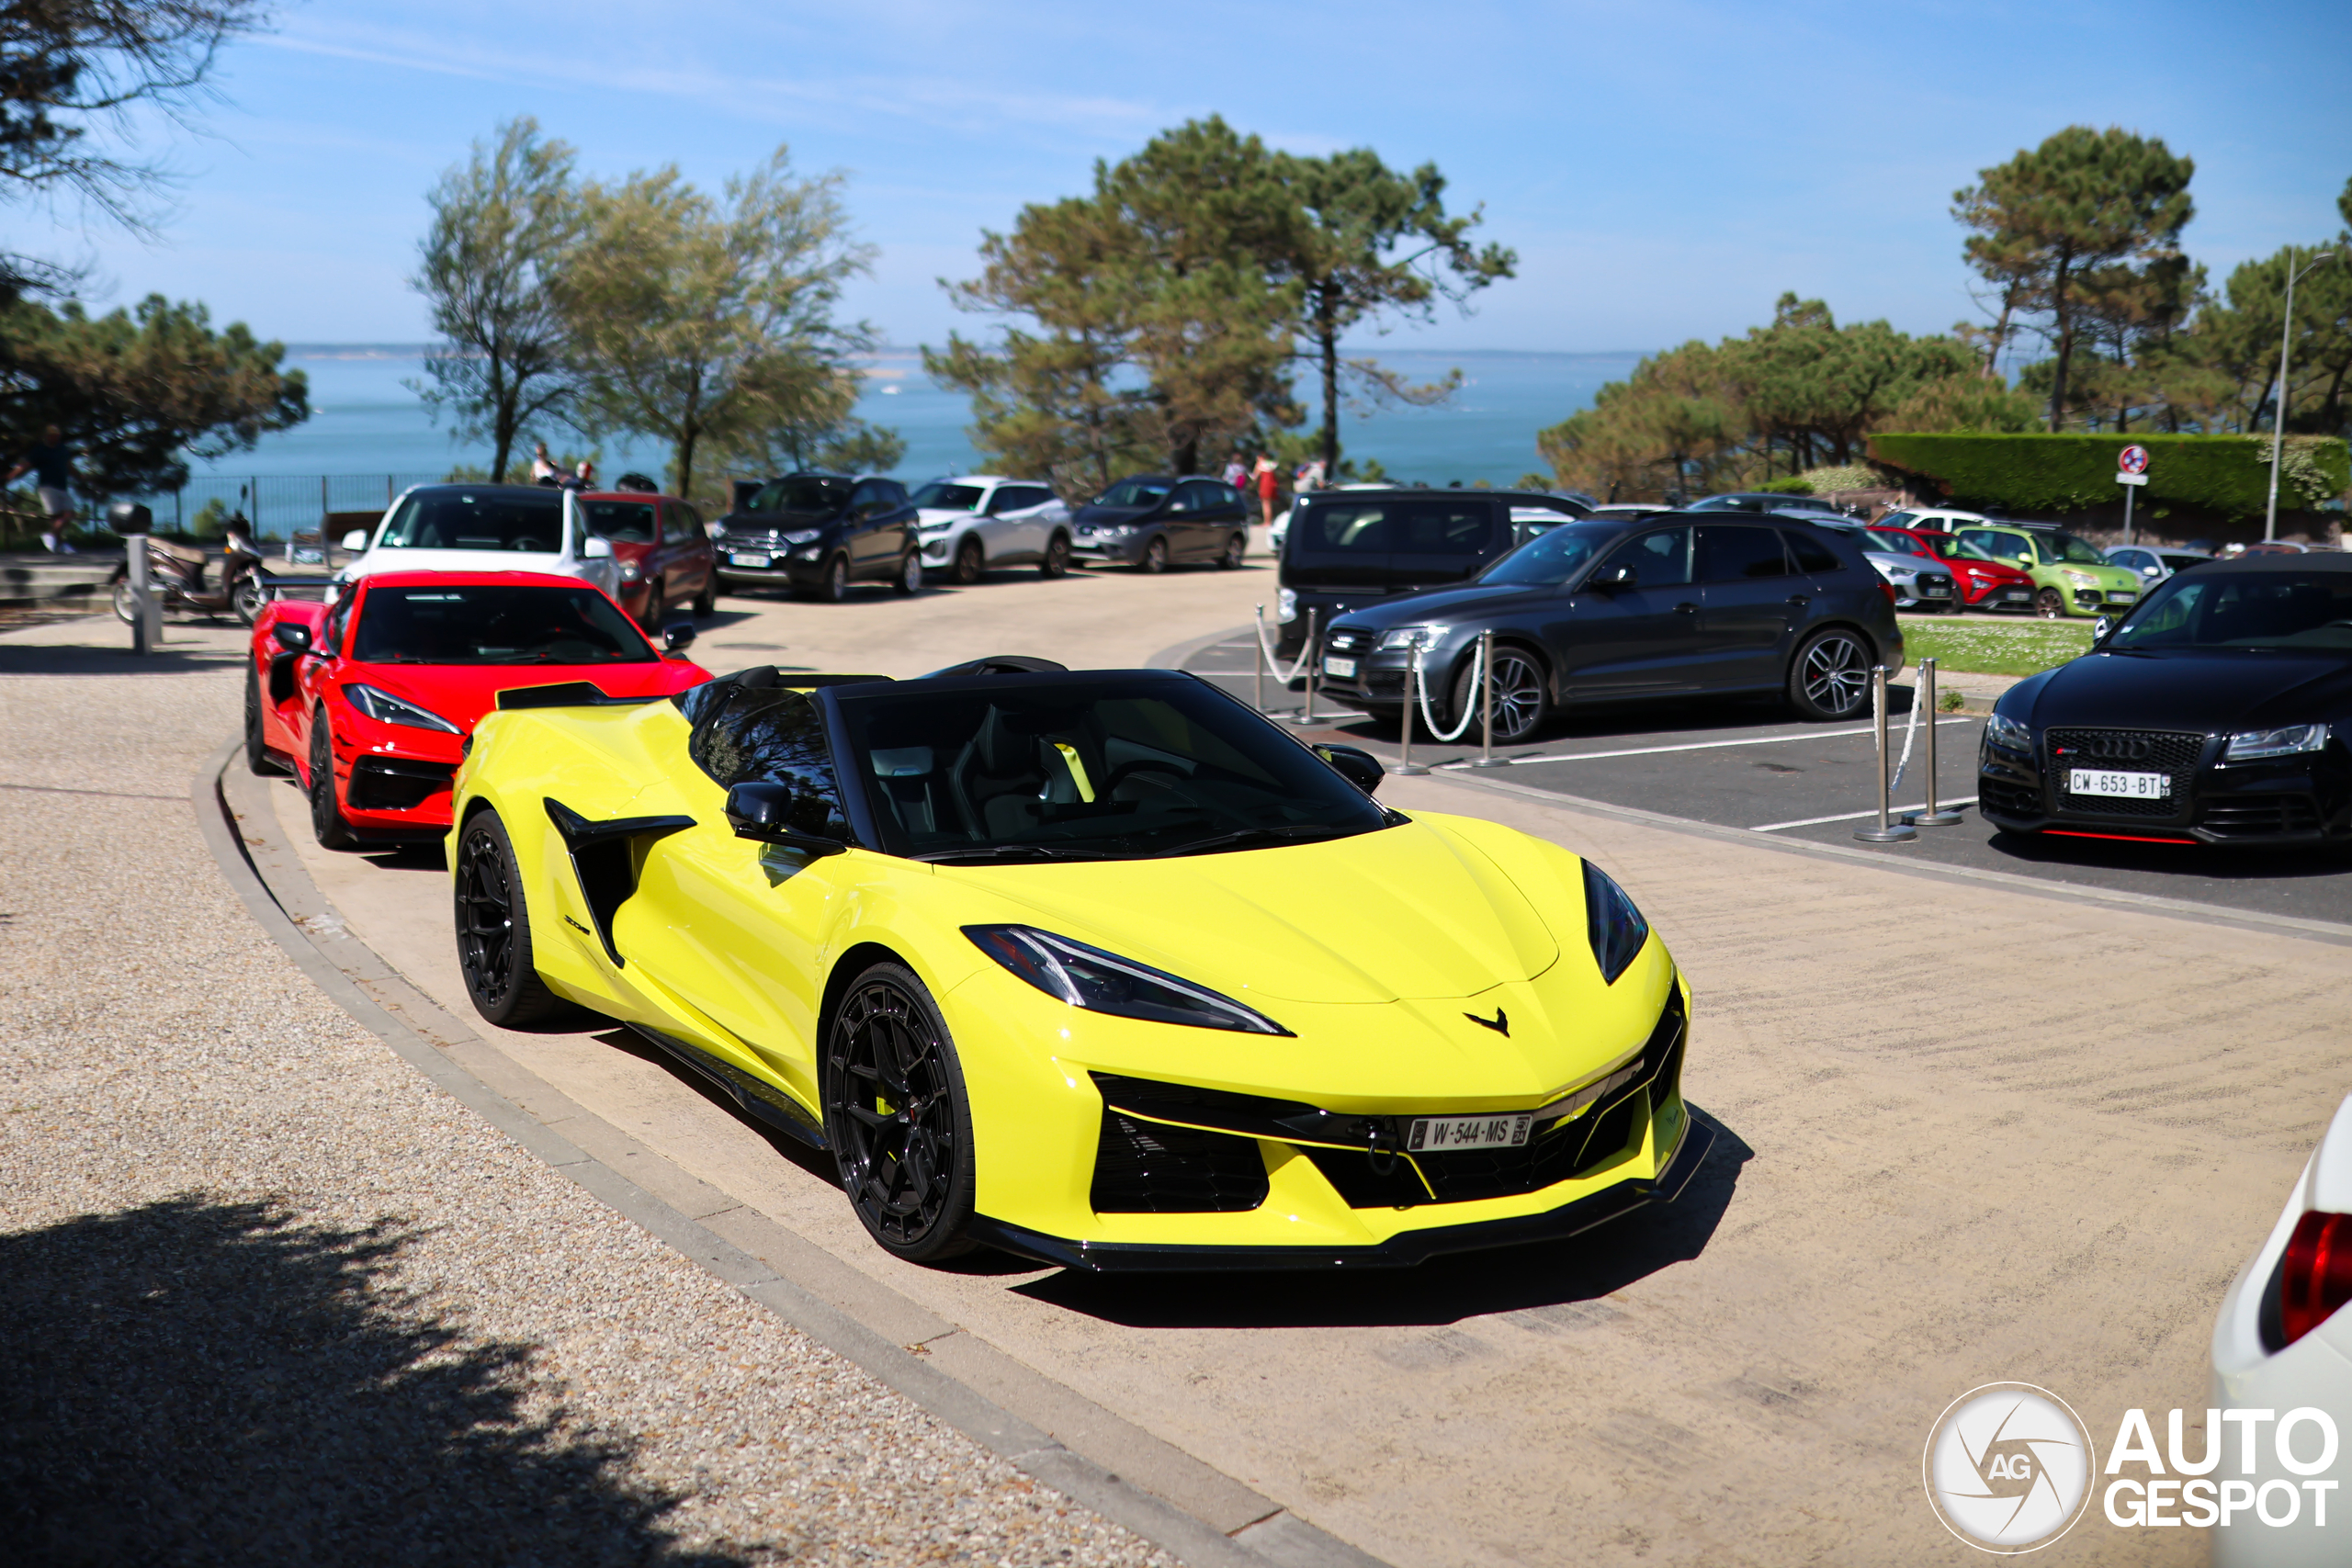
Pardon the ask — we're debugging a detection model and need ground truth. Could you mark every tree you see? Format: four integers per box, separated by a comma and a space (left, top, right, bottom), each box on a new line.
411, 118, 582, 484
1271, 148, 1514, 470
559, 146, 877, 502
1951, 126, 2196, 430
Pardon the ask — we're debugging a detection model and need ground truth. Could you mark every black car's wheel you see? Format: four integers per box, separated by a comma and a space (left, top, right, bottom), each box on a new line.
243, 664, 287, 775
894, 549, 922, 596
693, 579, 716, 617
821, 960, 977, 1263
1040, 531, 1070, 578
953, 536, 984, 585
1788, 628, 1873, 721
1218, 533, 1246, 570
2035, 587, 2066, 618
1137, 535, 1169, 574
1452, 644, 1548, 743
817, 553, 850, 603
307, 709, 359, 849
637, 579, 664, 632
454, 809, 569, 1027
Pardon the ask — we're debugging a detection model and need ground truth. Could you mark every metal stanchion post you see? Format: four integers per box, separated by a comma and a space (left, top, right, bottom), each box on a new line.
1910, 658, 1962, 827
1472, 629, 1508, 769
1390, 648, 1430, 776
113, 502, 160, 655
1854, 666, 1917, 843
1286, 608, 1321, 726
1252, 604, 1266, 714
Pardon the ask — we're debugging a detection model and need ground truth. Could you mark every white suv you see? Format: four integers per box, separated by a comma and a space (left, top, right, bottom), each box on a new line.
908, 476, 1072, 583
329, 483, 616, 603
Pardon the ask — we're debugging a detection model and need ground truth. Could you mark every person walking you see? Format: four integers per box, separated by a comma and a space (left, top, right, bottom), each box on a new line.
529, 441, 560, 482
7, 425, 77, 552
1222, 456, 1249, 497
1252, 453, 1279, 528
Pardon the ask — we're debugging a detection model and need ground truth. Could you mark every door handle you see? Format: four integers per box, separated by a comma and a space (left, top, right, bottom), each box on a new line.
1785, 594, 1810, 607
1675, 602, 1698, 615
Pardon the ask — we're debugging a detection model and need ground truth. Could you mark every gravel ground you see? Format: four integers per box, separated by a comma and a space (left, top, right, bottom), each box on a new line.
0, 625, 1171, 1567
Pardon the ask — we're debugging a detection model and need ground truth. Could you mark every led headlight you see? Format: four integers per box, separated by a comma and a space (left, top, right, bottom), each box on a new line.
2064, 570, 2098, 588
964, 925, 1290, 1034
780, 528, 822, 545
1984, 712, 2032, 753
2224, 724, 2328, 762
1582, 862, 1649, 985
1278, 587, 1297, 624
1377, 625, 1450, 651
344, 683, 460, 733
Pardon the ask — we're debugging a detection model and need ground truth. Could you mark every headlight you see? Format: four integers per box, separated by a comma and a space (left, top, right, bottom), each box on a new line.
917, 520, 951, 533
780, 528, 821, 545
963, 925, 1291, 1035
1984, 712, 2032, 753
344, 683, 460, 733
2064, 570, 2098, 587
1583, 862, 1650, 985
1278, 587, 1297, 624
1377, 625, 1449, 651
2225, 724, 2329, 761
617, 561, 642, 582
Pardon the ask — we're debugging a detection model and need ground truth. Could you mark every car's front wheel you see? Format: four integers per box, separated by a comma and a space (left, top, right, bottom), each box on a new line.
1137, 535, 1169, 574
637, 580, 664, 632
1788, 627, 1873, 721
953, 536, 984, 585
821, 960, 978, 1263
894, 549, 922, 596
1040, 531, 1070, 579
1218, 533, 1246, 570
1452, 644, 1548, 742
2035, 587, 2066, 618
454, 808, 571, 1027
307, 709, 360, 849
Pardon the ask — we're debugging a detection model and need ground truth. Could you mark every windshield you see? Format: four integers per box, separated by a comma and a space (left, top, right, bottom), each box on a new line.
745, 477, 851, 517
379, 491, 567, 553
1478, 522, 1622, 587
1920, 533, 1980, 561
351, 584, 656, 665
2030, 531, 2107, 567
2107, 572, 2352, 654
910, 482, 986, 512
1866, 529, 1929, 558
582, 500, 656, 543
836, 677, 1389, 862
1091, 479, 1170, 509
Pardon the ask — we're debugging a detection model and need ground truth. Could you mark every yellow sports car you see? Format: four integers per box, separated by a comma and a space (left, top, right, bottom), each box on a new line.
449, 658, 1708, 1269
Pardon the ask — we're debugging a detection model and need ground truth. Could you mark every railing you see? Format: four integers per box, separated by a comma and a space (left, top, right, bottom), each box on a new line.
122, 473, 450, 541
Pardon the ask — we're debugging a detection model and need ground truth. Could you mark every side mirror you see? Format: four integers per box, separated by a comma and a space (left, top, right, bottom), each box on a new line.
2092, 616, 2112, 643
1315, 743, 1385, 796
2143, 565, 2161, 578
582, 536, 614, 559
662, 621, 697, 654
341, 530, 369, 552
272, 622, 312, 654
723, 782, 847, 856
1589, 562, 1638, 592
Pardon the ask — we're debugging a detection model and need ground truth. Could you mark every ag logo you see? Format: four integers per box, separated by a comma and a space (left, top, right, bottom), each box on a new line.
1924, 1383, 2097, 1553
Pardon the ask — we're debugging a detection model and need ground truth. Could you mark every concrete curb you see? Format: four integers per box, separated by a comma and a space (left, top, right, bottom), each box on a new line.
193, 739, 1392, 1568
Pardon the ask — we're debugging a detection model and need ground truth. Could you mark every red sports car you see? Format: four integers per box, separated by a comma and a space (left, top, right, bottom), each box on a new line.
1866, 525, 2037, 613
245, 570, 711, 848
580, 490, 719, 630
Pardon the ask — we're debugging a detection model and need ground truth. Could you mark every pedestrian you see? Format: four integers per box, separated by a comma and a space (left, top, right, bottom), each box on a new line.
567, 458, 596, 491
530, 441, 560, 482
6, 424, 77, 552
1223, 456, 1249, 496
1252, 453, 1279, 528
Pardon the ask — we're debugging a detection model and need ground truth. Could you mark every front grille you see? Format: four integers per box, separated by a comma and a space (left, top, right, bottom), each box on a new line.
1977, 777, 2044, 818
1325, 626, 1372, 654
347, 756, 456, 811
2199, 795, 2323, 838
1090, 1111, 1268, 1213
2046, 728, 2204, 819
1917, 574, 1952, 594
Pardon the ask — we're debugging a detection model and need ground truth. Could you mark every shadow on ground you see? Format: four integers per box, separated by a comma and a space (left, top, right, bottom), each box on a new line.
0, 1196, 748, 1567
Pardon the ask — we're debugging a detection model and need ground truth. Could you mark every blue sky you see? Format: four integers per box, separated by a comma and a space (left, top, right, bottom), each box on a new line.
47, 0, 2352, 356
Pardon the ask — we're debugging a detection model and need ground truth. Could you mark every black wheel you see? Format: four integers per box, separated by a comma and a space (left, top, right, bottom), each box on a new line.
1137, 535, 1169, 574
306, 709, 360, 850
953, 536, 984, 585
243, 664, 287, 775
821, 961, 978, 1263
693, 579, 716, 617
1040, 531, 1070, 578
454, 809, 569, 1028
1452, 644, 1548, 743
894, 549, 922, 596
232, 577, 270, 626
1788, 628, 1873, 721
821, 554, 851, 603
1218, 533, 1246, 570
2035, 587, 2066, 618
637, 580, 665, 632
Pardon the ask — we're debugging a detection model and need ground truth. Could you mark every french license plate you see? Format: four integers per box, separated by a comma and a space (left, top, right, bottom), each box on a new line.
729, 550, 772, 569
2069, 768, 2168, 799
1323, 656, 1358, 679
1406, 1112, 1533, 1153
2106, 592, 2137, 604
1922, 584, 1951, 596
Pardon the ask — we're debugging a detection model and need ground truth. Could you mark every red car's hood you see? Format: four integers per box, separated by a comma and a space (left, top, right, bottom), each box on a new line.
335, 658, 707, 730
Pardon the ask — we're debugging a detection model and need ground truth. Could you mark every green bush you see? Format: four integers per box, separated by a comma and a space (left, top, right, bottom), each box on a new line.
1866, 432, 2349, 519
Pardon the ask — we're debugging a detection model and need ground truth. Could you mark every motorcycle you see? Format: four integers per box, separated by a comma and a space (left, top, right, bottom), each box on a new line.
110, 524, 276, 626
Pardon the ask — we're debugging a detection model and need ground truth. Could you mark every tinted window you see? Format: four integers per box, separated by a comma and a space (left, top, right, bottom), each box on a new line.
677, 681, 851, 837
1686, 495, 1764, 513
584, 500, 657, 544
747, 478, 851, 517
1597, 526, 1693, 587
2032, 531, 2106, 567
1879, 511, 1921, 530
1964, 530, 2031, 564
324, 596, 354, 657
2109, 573, 2352, 652
1865, 529, 1929, 558
1183, 480, 1237, 513
1698, 525, 1789, 581
847, 481, 888, 518
1009, 486, 1056, 511
379, 491, 565, 552
2160, 554, 2208, 571
1295, 502, 1390, 555
911, 482, 987, 512
1093, 479, 1171, 509
1480, 522, 1617, 586
1781, 529, 1844, 574
351, 584, 655, 665
670, 502, 702, 541
1394, 500, 1492, 554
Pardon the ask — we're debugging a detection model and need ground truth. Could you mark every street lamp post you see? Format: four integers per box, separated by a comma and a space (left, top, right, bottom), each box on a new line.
2266, 246, 2339, 543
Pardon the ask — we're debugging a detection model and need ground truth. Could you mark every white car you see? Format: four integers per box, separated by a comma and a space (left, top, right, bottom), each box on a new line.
2211, 1093, 2352, 1565
2108, 544, 2212, 583
1874, 505, 1992, 535
329, 483, 616, 604
907, 476, 1072, 582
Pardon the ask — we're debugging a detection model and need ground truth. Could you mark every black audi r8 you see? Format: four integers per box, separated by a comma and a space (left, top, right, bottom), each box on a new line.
1978, 553, 2352, 846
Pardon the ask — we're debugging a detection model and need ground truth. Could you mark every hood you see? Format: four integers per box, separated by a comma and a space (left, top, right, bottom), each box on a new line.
952, 818, 1559, 1005
347, 547, 589, 581
2015, 649, 2352, 733
340, 659, 707, 732
1865, 551, 1939, 575
1329, 581, 1543, 631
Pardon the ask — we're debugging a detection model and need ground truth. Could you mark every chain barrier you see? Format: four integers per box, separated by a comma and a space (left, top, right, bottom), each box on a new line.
1412, 642, 1487, 744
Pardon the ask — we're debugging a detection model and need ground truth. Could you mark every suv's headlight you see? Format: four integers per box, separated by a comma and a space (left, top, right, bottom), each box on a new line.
1278, 587, 1297, 624
2225, 724, 2328, 761
1377, 625, 1449, 651
964, 925, 1291, 1034
345, 683, 460, 733
780, 528, 821, 545
1984, 712, 2032, 753
1583, 863, 1649, 985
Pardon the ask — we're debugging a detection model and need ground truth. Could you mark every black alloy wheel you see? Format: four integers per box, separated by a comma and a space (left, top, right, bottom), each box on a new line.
820, 554, 851, 604
1040, 531, 1070, 579
895, 549, 922, 596
1218, 533, 1246, 570
232, 576, 270, 626
307, 708, 360, 850
693, 579, 717, 616
953, 536, 984, 585
243, 664, 287, 775
637, 580, 665, 632
821, 961, 978, 1262
453, 810, 569, 1027
2035, 587, 2065, 619
1138, 535, 1170, 575
1788, 628, 1872, 721
1453, 644, 1548, 743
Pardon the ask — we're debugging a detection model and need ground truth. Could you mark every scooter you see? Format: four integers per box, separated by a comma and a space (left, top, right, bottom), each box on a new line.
110, 523, 276, 626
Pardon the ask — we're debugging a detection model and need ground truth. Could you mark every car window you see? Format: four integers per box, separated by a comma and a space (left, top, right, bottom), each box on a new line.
1011, 486, 1056, 511
747, 477, 851, 517
583, 500, 657, 544
1164, 486, 1195, 514
1781, 528, 1844, 574
1189, 480, 1239, 513
1479, 521, 1617, 586
323, 595, 354, 656
1879, 511, 1920, 530
2160, 554, 2207, 571
379, 491, 566, 552
2109, 573, 2352, 652
1918, 533, 1967, 561
676, 680, 852, 838
351, 584, 656, 665
912, 482, 987, 513
1864, 529, 1928, 558
1092, 479, 1171, 509
1596, 525, 1694, 587
1393, 499, 1493, 554
847, 480, 888, 520
1295, 501, 1389, 555
672, 502, 702, 540
1964, 530, 2032, 565
1697, 525, 1788, 581
2034, 531, 2107, 567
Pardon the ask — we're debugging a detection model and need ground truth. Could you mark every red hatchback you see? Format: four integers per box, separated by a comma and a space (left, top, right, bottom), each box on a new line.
580, 491, 718, 629
1866, 525, 2038, 613
244, 570, 710, 848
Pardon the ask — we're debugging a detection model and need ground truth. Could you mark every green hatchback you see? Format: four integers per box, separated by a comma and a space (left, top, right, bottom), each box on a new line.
1952, 524, 2143, 619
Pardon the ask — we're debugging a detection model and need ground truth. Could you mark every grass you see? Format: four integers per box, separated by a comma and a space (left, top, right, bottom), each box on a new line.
1900, 615, 2095, 677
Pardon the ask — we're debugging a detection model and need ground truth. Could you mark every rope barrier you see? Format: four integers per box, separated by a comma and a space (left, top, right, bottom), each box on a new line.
1887, 674, 1923, 795
1252, 611, 1318, 685
1412, 642, 1487, 744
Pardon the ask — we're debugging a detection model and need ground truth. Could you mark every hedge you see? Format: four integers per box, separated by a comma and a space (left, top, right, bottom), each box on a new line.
1864, 433, 2350, 519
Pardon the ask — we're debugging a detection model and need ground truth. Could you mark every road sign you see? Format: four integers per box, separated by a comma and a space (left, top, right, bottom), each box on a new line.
2119, 444, 2150, 475
2115, 472, 2148, 487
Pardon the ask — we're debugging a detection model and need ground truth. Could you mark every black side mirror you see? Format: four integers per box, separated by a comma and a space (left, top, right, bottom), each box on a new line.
1589, 563, 1638, 592
662, 621, 697, 654
723, 782, 847, 855
1315, 743, 1385, 796
272, 622, 312, 653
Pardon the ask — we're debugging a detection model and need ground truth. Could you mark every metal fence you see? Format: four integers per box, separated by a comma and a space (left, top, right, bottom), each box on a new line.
125, 473, 448, 541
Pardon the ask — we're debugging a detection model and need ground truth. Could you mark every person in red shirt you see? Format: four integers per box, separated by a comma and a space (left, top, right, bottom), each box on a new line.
1252, 454, 1278, 526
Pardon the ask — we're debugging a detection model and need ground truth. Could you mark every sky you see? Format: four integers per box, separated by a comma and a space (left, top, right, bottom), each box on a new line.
40, 0, 2352, 359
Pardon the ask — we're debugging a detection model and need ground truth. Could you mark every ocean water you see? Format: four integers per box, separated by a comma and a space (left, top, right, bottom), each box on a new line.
189, 344, 1645, 496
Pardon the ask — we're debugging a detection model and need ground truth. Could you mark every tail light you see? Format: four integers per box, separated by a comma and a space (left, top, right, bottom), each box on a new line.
1878, 581, 1897, 605
2281, 1210, 2352, 1345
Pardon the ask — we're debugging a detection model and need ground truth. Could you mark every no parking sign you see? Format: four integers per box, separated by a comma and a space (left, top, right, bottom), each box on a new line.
2119, 445, 2150, 478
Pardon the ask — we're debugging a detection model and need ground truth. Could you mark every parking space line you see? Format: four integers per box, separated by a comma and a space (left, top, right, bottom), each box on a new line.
1750, 797, 1980, 832
1441, 717, 1973, 769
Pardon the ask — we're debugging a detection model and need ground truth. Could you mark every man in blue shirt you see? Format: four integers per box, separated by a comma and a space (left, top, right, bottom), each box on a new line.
7, 425, 75, 552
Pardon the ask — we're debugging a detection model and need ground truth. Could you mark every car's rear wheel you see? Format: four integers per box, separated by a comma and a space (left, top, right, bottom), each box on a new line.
2035, 587, 2066, 618
1788, 628, 1872, 721
1452, 644, 1548, 743
637, 579, 664, 631
454, 809, 570, 1028
1040, 531, 1070, 578
307, 709, 359, 849
243, 664, 287, 775
895, 549, 922, 596
953, 536, 984, 585
1218, 533, 1246, 570
821, 960, 977, 1263
693, 579, 716, 616
1137, 536, 1169, 574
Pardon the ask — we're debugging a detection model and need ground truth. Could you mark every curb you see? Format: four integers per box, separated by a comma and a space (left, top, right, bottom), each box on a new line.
193, 739, 1392, 1568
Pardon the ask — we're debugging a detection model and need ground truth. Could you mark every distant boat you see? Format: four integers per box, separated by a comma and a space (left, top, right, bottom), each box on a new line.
880, 385, 900, 394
